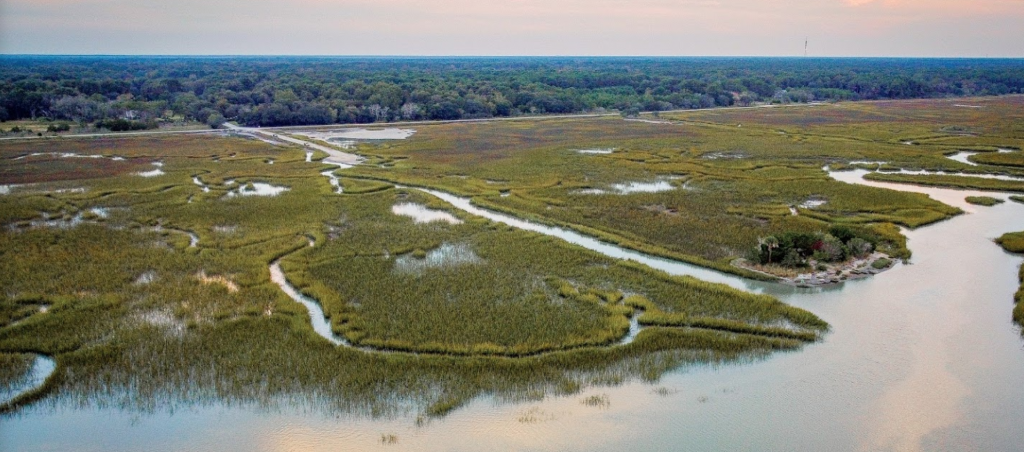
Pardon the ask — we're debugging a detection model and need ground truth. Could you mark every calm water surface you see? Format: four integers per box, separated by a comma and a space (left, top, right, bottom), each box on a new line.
3, 171, 1024, 452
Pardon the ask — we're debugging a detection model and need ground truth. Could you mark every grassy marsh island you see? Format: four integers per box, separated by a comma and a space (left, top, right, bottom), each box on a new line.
996, 231, 1024, 331
966, 196, 1005, 206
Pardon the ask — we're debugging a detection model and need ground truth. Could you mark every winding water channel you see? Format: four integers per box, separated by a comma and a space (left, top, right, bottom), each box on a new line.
4, 162, 1024, 450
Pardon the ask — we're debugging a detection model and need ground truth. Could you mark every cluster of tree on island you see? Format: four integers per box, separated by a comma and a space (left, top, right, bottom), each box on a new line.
753, 225, 882, 269
2, 56, 1023, 130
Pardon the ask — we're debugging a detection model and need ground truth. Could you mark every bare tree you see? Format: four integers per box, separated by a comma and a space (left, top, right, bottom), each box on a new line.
400, 103, 420, 120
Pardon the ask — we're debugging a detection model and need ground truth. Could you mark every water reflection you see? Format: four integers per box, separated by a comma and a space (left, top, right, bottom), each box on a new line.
574, 180, 677, 195
225, 182, 290, 197
0, 354, 56, 407
391, 202, 463, 225
393, 243, 482, 275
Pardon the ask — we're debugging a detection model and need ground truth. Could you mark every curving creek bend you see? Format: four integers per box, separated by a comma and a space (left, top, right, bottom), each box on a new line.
4, 156, 1024, 450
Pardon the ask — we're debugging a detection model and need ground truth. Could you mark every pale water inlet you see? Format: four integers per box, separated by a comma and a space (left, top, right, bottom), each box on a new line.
225, 183, 290, 197
391, 202, 463, 225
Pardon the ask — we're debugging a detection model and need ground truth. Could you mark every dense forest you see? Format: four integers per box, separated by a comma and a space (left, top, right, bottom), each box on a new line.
2, 56, 1023, 128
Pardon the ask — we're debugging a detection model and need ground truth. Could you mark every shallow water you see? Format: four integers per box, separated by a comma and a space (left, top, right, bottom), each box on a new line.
887, 168, 1024, 182
20, 207, 110, 230
393, 243, 482, 274
5, 170, 1024, 452
610, 180, 674, 194
226, 183, 290, 197
184, 231, 200, 247
798, 198, 827, 209
268, 260, 346, 346
13, 152, 124, 161
320, 170, 343, 194
947, 151, 980, 166
0, 354, 56, 406
391, 202, 463, 225
323, 128, 413, 140
328, 139, 357, 149
576, 180, 676, 196
299, 128, 415, 142
192, 176, 210, 193
137, 169, 165, 177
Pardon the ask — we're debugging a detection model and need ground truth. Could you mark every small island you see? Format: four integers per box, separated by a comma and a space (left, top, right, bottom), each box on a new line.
995, 231, 1024, 331
736, 225, 897, 287
966, 196, 1005, 206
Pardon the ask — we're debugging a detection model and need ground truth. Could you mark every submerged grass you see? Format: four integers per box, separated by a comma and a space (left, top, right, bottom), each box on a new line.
0, 353, 34, 387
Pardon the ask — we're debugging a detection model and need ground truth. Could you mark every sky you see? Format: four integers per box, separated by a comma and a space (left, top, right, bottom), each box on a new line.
1, 0, 1022, 57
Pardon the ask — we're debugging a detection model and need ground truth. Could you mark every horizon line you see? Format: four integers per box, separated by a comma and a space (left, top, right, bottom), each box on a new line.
2, 54, 1023, 60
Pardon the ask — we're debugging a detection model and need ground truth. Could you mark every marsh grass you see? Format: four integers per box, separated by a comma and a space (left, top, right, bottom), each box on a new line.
996, 232, 1024, 254
281, 189, 824, 356
0, 131, 824, 417
2, 96, 1020, 417
971, 151, 1024, 168
865, 173, 1024, 193
996, 232, 1024, 333
580, 393, 610, 408
339, 99, 1005, 270
965, 196, 1005, 206
0, 353, 34, 388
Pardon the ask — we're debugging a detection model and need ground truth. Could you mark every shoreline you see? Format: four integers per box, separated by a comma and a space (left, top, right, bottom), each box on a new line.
733, 252, 896, 287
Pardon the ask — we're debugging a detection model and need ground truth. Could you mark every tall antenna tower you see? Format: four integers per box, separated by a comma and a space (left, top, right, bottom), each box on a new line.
804, 38, 808, 57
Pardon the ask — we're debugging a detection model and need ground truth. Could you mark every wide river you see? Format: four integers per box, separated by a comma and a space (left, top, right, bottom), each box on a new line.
3, 170, 1024, 452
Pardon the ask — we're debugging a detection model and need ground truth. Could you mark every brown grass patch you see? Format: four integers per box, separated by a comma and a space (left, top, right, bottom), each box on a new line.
195, 271, 239, 293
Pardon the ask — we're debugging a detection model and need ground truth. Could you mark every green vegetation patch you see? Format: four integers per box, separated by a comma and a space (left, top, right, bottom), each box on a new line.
971, 151, 1024, 168
996, 231, 1024, 334
865, 173, 1024, 193
0, 353, 34, 386
344, 107, 969, 272
966, 196, 1005, 206
284, 189, 825, 356
996, 232, 1024, 254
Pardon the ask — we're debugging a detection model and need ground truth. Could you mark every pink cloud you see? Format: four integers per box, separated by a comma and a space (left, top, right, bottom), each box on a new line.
841, 0, 1019, 14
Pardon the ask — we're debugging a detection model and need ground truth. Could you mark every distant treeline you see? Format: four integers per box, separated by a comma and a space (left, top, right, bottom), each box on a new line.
2, 56, 1023, 128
